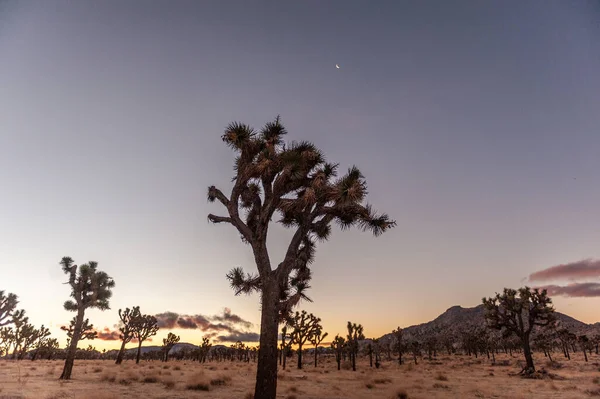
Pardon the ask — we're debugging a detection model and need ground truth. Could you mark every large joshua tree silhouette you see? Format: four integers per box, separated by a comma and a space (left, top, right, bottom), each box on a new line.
482, 286, 555, 373
207, 117, 395, 399
0, 291, 18, 327
59, 257, 115, 380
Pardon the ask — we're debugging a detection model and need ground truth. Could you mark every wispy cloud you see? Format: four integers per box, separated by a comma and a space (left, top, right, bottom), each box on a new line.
96, 328, 120, 341
536, 282, 600, 298
215, 332, 260, 343
528, 259, 600, 282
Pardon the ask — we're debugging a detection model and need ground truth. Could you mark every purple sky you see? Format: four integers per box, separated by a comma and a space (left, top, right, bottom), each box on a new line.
1, 1, 599, 347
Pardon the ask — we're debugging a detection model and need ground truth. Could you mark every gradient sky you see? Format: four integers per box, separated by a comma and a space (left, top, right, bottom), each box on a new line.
1, 1, 599, 349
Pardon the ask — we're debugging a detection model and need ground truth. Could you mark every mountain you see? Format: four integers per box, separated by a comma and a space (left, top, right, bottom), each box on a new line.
378, 304, 596, 342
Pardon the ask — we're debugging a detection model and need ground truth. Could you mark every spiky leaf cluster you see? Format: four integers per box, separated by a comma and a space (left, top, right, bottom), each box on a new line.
60, 257, 115, 312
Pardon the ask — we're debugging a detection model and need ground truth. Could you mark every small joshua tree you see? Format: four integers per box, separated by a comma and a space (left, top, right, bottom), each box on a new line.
288, 310, 319, 369
207, 118, 396, 399
309, 324, 328, 367
59, 257, 114, 380
132, 313, 159, 364
482, 287, 555, 373
392, 327, 405, 365
199, 337, 212, 363
0, 291, 18, 327
115, 306, 141, 364
162, 332, 180, 362
9, 309, 29, 359
346, 322, 364, 371
30, 326, 51, 361
331, 334, 346, 370
279, 325, 292, 369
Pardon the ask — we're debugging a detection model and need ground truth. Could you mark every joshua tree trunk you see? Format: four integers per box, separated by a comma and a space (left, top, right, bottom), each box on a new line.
136, 340, 143, 364
282, 348, 287, 370
336, 355, 341, 370
253, 281, 279, 399
547, 350, 553, 362
297, 344, 303, 369
314, 345, 318, 367
522, 337, 535, 372
583, 348, 588, 362
60, 310, 84, 380
116, 339, 127, 364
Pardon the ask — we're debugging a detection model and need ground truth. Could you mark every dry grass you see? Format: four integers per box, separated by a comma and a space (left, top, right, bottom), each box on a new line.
1, 354, 599, 398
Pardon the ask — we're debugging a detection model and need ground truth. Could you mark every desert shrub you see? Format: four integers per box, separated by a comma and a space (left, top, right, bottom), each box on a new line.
341, 361, 352, 370
44, 392, 71, 399
244, 393, 253, 399
162, 365, 170, 369
173, 365, 181, 371
434, 373, 448, 381
593, 377, 600, 385
162, 377, 176, 389
92, 367, 102, 373
186, 372, 210, 391
210, 375, 232, 386
142, 375, 159, 383
118, 377, 131, 386
365, 383, 375, 389
288, 386, 298, 393
586, 389, 600, 397
433, 383, 450, 390
30, 367, 37, 371
546, 361, 563, 369
394, 390, 409, 399
100, 371, 116, 383
373, 378, 392, 384
286, 395, 298, 399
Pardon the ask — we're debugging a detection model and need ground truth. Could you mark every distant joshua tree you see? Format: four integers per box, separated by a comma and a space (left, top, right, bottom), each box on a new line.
20, 325, 50, 360
9, 309, 29, 359
0, 291, 18, 327
392, 327, 405, 365
331, 334, 346, 370
162, 332, 180, 362
115, 306, 141, 365
38, 337, 60, 360
279, 325, 293, 370
198, 337, 212, 363
482, 287, 555, 373
132, 313, 159, 364
288, 310, 319, 369
59, 257, 115, 380
309, 324, 328, 367
207, 117, 395, 399
0, 327, 14, 356
346, 322, 365, 371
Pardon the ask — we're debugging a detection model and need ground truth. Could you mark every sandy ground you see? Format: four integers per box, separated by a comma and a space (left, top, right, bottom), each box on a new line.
1, 353, 599, 398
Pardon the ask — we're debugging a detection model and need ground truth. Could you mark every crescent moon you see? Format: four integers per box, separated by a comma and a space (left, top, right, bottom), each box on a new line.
335, 64, 340, 69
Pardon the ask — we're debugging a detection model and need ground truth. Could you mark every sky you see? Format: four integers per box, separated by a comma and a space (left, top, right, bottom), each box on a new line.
1, 0, 599, 350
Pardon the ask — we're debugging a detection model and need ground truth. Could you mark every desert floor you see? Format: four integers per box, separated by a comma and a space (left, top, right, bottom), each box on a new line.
1, 354, 599, 398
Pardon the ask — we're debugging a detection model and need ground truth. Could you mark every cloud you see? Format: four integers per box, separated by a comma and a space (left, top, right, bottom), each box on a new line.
96, 328, 120, 341
153, 308, 257, 339
215, 332, 260, 343
212, 308, 253, 329
528, 259, 600, 282
536, 282, 600, 298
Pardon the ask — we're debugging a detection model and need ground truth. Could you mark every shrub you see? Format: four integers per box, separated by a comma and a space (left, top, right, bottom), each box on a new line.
100, 372, 116, 383
210, 375, 232, 386
434, 373, 448, 381
162, 378, 176, 389
433, 383, 450, 390
173, 365, 181, 371
142, 375, 159, 383
394, 390, 409, 399
186, 372, 211, 391
366, 383, 375, 389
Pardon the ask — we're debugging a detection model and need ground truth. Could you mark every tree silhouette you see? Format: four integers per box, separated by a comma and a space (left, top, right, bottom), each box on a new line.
392, 327, 405, 365
198, 336, 212, 363
59, 257, 115, 380
9, 309, 29, 359
287, 310, 318, 369
0, 291, 18, 327
330, 334, 346, 370
19, 325, 50, 360
61, 316, 98, 343
309, 323, 328, 367
115, 306, 141, 365
132, 313, 158, 364
207, 117, 395, 399
482, 287, 555, 373
38, 337, 59, 360
0, 326, 15, 357
279, 325, 292, 370
346, 322, 364, 371
162, 332, 180, 362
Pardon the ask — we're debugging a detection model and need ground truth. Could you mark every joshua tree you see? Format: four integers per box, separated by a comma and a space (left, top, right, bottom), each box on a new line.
9, 310, 29, 359
0, 291, 18, 327
198, 337, 212, 363
162, 332, 180, 362
207, 118, 395, 399
19, 325, 50, 360
482, 287, 555, 373
392, 327, 405, 365
331, 334, 346, 370
115, 307, 141, 364
132, 313, 159, 364
372, 338, 382, 368
0, 327, 15, 356
288, 310, 319, 369
346, 322, 365, 371
38, 337, 59, 360
59, 257, 115, 380
410, 340, 421, 365
279, 325, 292, 369
578, 335, 593, 362
309, 324, 328, 367
61, 316, 98, 343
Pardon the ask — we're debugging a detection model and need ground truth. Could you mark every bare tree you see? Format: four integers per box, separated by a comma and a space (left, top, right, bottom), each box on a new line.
116, 307, 141, 364
132, 313, 159, 364
482, 287, 555, 373
59, 257, 115, 380
207, 118, 395, 399
287, 310, 319, 369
